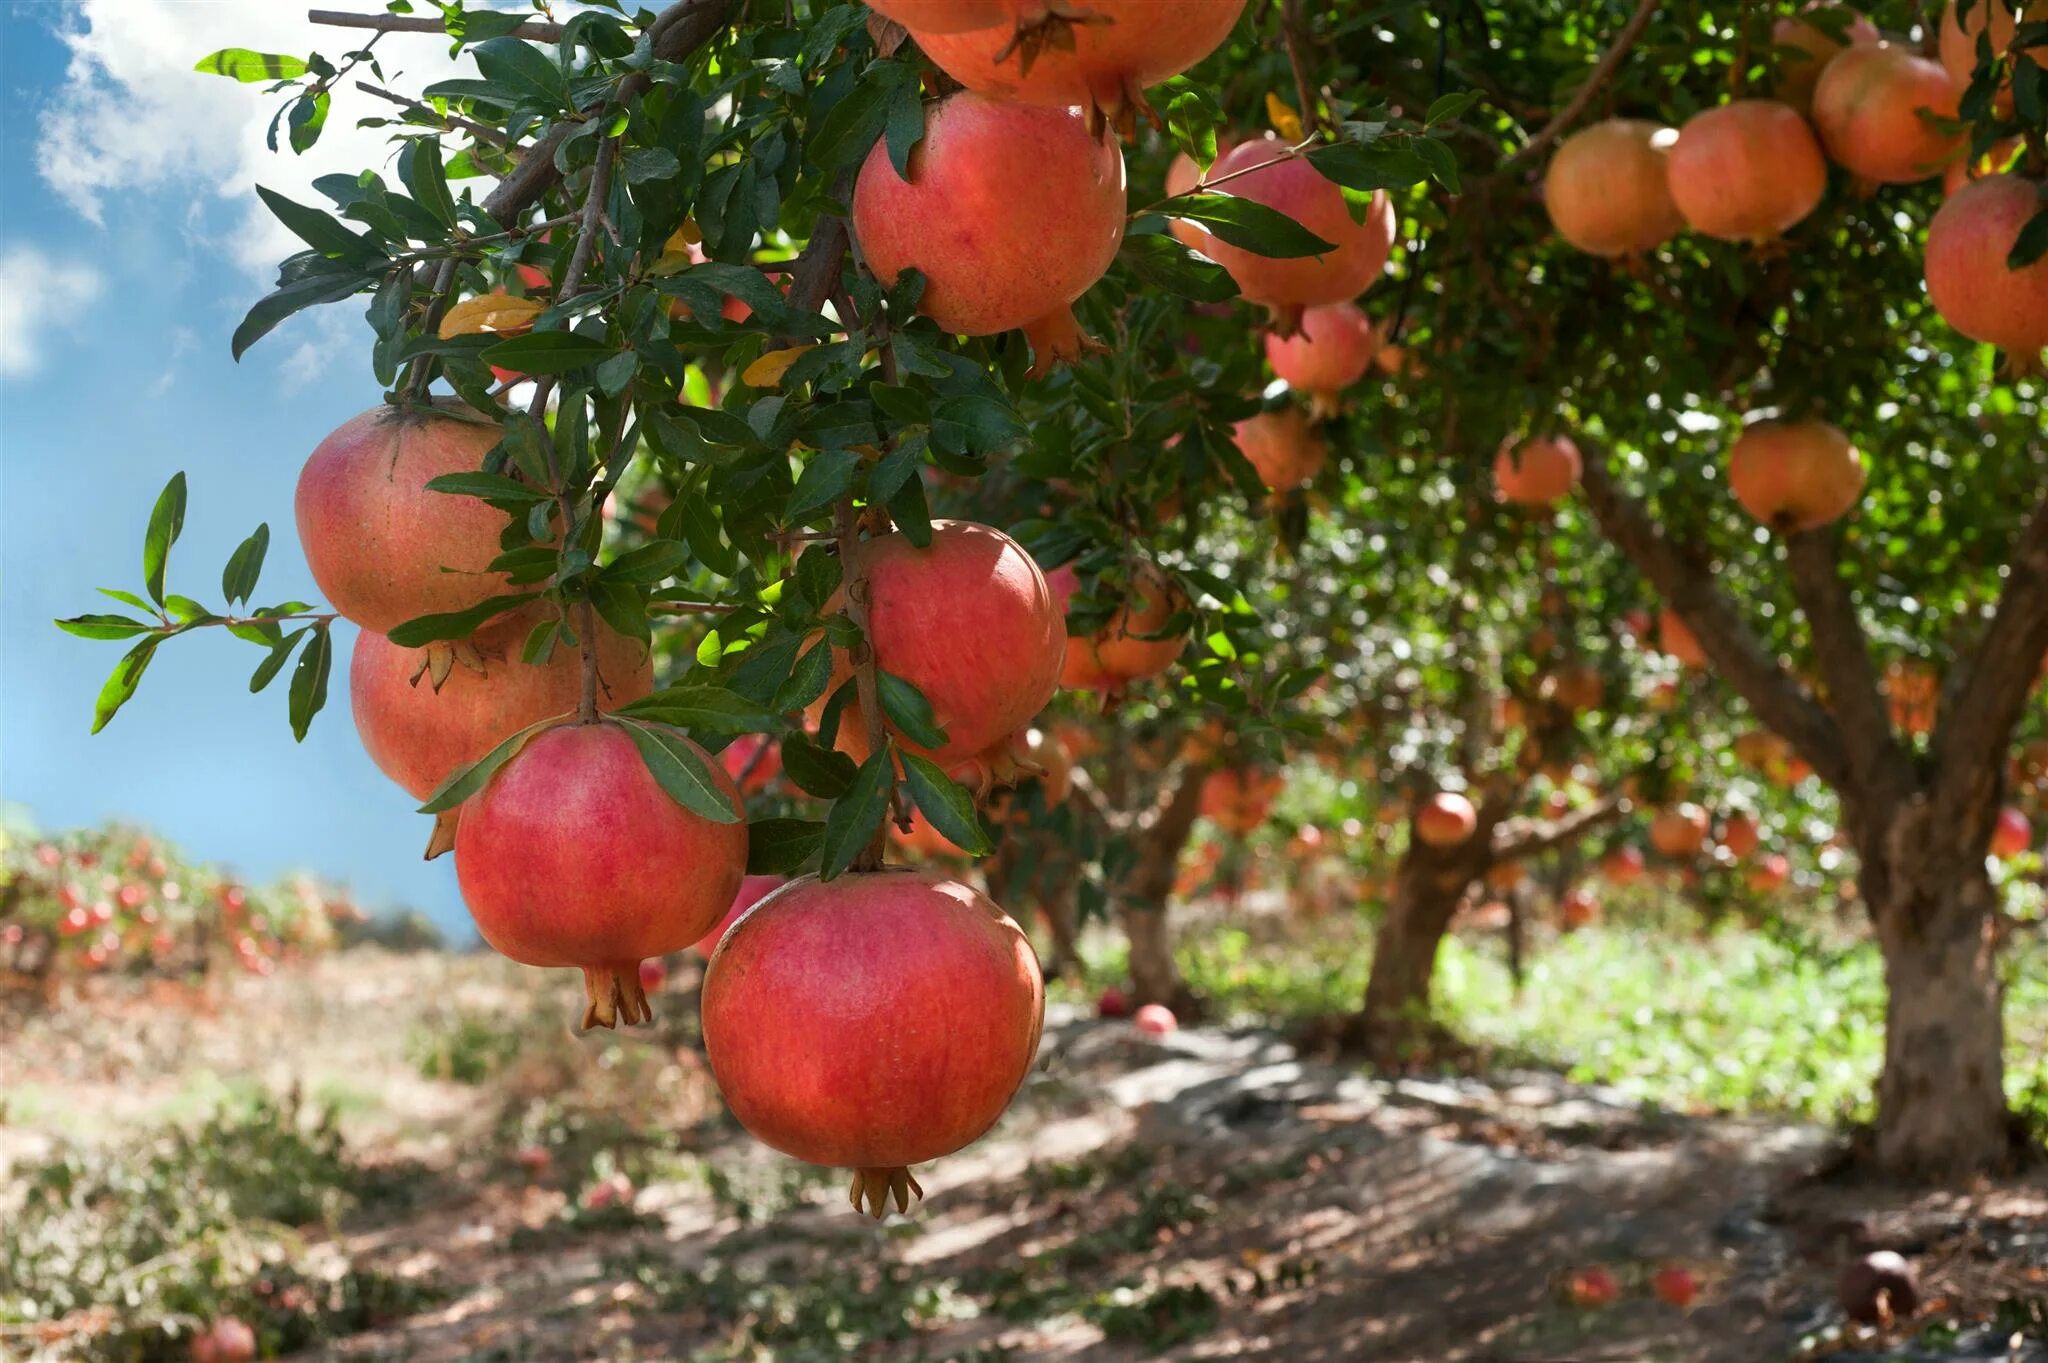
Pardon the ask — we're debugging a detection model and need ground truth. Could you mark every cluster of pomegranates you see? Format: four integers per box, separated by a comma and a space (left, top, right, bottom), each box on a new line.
1544, 2, 2046, 366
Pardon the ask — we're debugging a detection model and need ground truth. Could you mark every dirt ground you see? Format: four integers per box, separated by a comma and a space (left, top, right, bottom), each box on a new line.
3, 949, 2045, 1363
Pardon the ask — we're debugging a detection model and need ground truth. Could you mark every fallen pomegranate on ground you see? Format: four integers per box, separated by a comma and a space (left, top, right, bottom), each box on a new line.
189, 1318, 257, 1363
1563, 1265, 1622, 1309
1652, 1263, 1701, 1309
1134, 1002, 1179, 1037
701, 869, 1044, 1218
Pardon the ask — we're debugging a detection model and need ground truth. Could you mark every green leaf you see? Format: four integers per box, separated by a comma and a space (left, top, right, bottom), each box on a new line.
90, 639, 159, 733
901, 751, 993, 855
1411, 135, 1460, 193
793, 545, 843, 610
589, 580, 651, 642
221, 523, 270, 605
249, 629, 307, 693
194, 49, 308, 82
425, 471, 553, 503
602, 541, 689, 586
745, 818, 826, 875
56, 613, 157, 642
617, 684, 784, 734
479, 331, 615, 374
785, 448, 861, 520
618, 719, 743, 823
930, 396, 1023, 456
875, 670, 949, 750
819, 748, 892, 878
386, 593, 541, 648
885, 470, 931, 547
1118, 232, 1240, 303
233, 270, 373, 360
98, 588, 154, 611
677, 495, 740, 577
287, 620, 332, 741
2008, 198, 2048, 270
883, 69, 926, 178
1169, 193, 1335, 258
472, 35, 570, 109
773, 639, 835, 712
286, 90, 329, 154
400, 138, 457, 229
622, 147, 681, 184
419, 713, 561, 813
142, 472, 187, 607
1307, 139, 1430, 193
1424, 91, 1481, 127
780, 732, 857, 799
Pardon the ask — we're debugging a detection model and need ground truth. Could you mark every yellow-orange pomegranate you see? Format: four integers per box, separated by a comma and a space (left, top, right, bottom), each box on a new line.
1659, 608, 1708, 669
1233, 406, 1328, 493
1416, 791, 1478, 847
1048, 560, 1186, 691
1544, 119, 1684, 257
1727, 418, 1865, 531
1666, 100, 1828, 242
1494, 434, 1582, 506
1774, 5, 1882, 113
1812, 44, 1963, 184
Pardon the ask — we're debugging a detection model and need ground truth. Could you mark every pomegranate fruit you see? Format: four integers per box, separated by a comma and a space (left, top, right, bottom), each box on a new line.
1727, 418, 1866, 531
701, 869, 1044, 1217
1650, 803, 1710, 858
912, 0, 1247, 128
1265, 301, 1376, 408
1494, 434, 1582, 506
830, 521, 1064, 767
190, 1319, 256, 1363
1048, 560, 1187, 691
1232, 406, 1328, 492
1812, 44, 1963, 184
1543, 118, 1685, 256
852, 91, 1126, 377
1416, 791, 1477, 847
694, 874, 786, 957
1134, 1002, 1179, 1037
296, 401, 518, 633
1939, 0, 2044, 116
1653, 1264, 1702, 1309
1748, 852, 1792, 892
1198, 136, 1396, 323
1924, 174, 2048, 360
1721, 812, 1762, 859
454, 722, 748, 1028
1560, 887, 1600, 930
1200, 767, 1283, 834
1774, 5, 1882, 113
1603, 845, 1647, 884
1991, 805, 2032, 858
1885, 658, 1940, 735
1659, 607, 1708, 668
868, 0, 1014, 33
1666, 100, 1829, 241
1565, 1266, 1622, 1310
720, 732, 783, 794
1097, 985, 1131, 1018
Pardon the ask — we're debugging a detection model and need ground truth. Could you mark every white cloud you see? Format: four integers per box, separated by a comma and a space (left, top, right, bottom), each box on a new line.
36, 0, 472, 274
0, 246, 106, 379
147, 325, 199, 397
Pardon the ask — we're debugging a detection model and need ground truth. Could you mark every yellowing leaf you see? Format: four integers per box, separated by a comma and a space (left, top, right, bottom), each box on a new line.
656, 223, 705, 275
439, 293, 544, 339
742, 344, 818, 389
1266, 91, 1304, 142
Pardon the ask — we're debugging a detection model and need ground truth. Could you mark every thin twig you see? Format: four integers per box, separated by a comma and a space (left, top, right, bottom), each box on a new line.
309, 8, 565, 41
576, 599, 601, 722
1502, 0, 1660, 170
401, 257, 459, 399
354, 80, 510, 147
1129, 136, 1320, 218
1280, 0, 1323, 134
835, 495, 893, 874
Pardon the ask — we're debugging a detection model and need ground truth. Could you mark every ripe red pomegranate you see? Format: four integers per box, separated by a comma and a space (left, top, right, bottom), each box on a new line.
719, 732, 783, 794
1265, 302, 1375, 408
867, 0, 1013, 33
1564, 1266, 1622, 1310
701, 869, 1044, 1217
1198, 136, 1396, 323
1232, 406, 1328, 493
1047, 560, 1186, 691
1721, 812, 1762, 859
830, 521, 1064, 767
1748, 852, 1792, 892
1774, 6, 1882, 113
1543, 119, 1685, 256
455, 722, 748, 1029
1560, 887, 1600, 930
1812, 44, 1963, 184
1200, 767, 1283, 835
1659, 607, 1708, 668
1727, 418, 1866, 531
296, 402, 516, 633
694, 874, 785, 957
1885, 658, 1940, 735
190, 1318, 256, 1363
351, 611, 653, 804
1651, 804, 1710, 858
852, 92, 1126, 377
1666, 100, 1829, 241
1603, 845, 1648, 885
1416, 792, 1477, 848
1991, 805, 2032, 858
514, 1144, 553, 1178
1939, 0, 2044, 117
1494, 434, 1582, 506
1924, 174, 2048, 360
1134, 1002, 1179, 1037
1165, 134, 1242, 252
1096, 985, 1131, 1018
1653, 1264, 1702, 1309
912, 1, 1247, 127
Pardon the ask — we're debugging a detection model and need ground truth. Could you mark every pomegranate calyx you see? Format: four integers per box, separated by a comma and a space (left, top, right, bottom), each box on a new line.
581, 963, 655, 1030
849, 1164, 925, 1218
412, 639, 488, 692
1021, 308, 1107, 380
422, 809, 460, 861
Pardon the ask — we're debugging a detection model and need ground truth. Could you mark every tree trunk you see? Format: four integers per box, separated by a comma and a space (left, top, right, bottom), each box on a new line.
1117, 762, 1210, 1012
1352, 847, 1481, 1060
1865, 802, 2013, 1178
1037, 854, 1082, 980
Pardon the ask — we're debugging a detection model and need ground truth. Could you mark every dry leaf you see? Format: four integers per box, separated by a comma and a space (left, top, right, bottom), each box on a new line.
439, 293, 545, 339
1266, 91, 1304, 142
742, 344, 818, 389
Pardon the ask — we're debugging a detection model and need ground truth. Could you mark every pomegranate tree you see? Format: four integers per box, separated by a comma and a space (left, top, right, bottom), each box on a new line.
1924, 174, 2048, 361
1543, 118, 1684, 256
1665, 100, 1828, 242
1811, 44, 1963, 184
701, 869, 1044, 1217
455, 722, 748, 1028
1726, 418, 1865, 531
852, 92, 1126, 376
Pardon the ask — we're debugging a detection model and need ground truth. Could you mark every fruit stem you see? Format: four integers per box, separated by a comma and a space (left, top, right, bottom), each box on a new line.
834, 493, 894, 874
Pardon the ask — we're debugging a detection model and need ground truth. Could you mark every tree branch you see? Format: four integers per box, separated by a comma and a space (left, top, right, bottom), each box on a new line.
354, 80, 510, 147
309, 8, 564, 41
1493, 789, 1627, 861
1501, 0, 1660, 170
1783, 529, 1902, 786
1932, 491, 2048, 810
1576, 437, 1852, 787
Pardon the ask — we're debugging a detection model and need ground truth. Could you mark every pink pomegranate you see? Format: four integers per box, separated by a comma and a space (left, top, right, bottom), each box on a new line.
1747, 853, 1792, 892
719, 732, 783, 794
1494, 434, 1583, 506
1416, 792, 1478, 847
638, 957, 669, 994
1047, 560, 1186, 691
1727, 419, 1866, 531
912, 0, 1247, 127
701, 869, 1045, 1217
1232, 406, 1328, 492
693, 874, 785, 957
1265, 301, 1376, 406
190, 1319, 256, 1363
1812, 44, 1964, 184
1653, 1264, 1704, 1310
1924, 174, 2048, 359
1198, 135, 1396, 323
1200, 767, 1283, 834
852, 92, 1126, 377
1134, 1002, 1179, 1037
454, 722, 748, 1029
1666, 100, 1829, 241
1774, 5, 1883, 113
295, 402, 516, 633
1543, 119, 1685, 256
1097, 985, 1131, 1018
830, 521, 1064, 767
1991, 805, 2032, 858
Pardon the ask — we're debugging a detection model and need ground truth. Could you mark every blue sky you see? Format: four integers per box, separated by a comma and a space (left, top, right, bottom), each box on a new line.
2, 3, 480, 931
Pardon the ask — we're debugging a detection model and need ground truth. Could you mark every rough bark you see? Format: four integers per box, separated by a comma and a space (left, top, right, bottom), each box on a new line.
1355, 843, 1486, 1058
1118, 762, 1210, 1011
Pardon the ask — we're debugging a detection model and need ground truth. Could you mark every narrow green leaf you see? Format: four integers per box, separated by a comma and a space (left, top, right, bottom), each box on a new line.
287, 620, 333, 741
780, 732, 857, 799
793, 546, 843, 611
98, 588, 154, 611
602, 540, 689, 587
90, 639, 159, 733
819, 748, 892, 878
142, 473, 187, 607
876, 670, 948, 750
249, 628, 307, 693
1170, 193, 1335, 258
617, 684, 783, 733
386, 593, 540, 648
472, 35, 570, 109
256, 186, 372, 257
745, 817, 826, 875
194, 49, 308, 82
1118, 233, 1240, 303
232, 271, 372, 360
618, 719, 743, 823
589, 580, 651, 643
901, 751, 993, 855
56, 613, 156, 642
221, 523, 270, 605
419, 713, 562, 813
286, 89, 329, 154
772, 640, 834, 713
784, 447, 861, 520
425, 471, 553, 503
479, 331, 615, 373
401, 137, 457, 228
